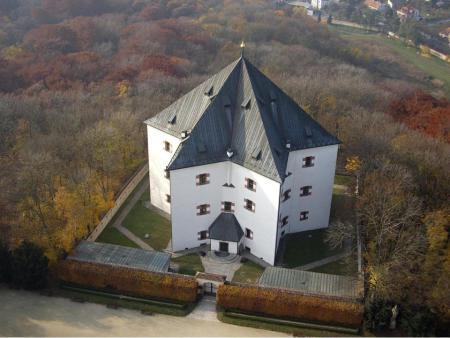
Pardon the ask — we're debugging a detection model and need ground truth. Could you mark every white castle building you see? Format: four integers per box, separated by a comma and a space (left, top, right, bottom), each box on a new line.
145, 56, 340, 265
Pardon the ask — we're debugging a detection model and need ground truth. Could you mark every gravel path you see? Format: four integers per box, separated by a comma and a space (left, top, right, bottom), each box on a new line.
0, 287, 288, 337
110, 180, 155, 251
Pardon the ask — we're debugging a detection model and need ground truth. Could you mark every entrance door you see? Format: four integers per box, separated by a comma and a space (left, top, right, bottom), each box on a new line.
219, 242, 229, 252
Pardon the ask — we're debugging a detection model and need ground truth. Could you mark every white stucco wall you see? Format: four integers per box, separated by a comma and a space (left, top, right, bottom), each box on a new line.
170, 161, 280, 265
278, 144, 338, 241
147, 125, 337, 266
170, 162, 227, 251
228, 163, 280, 265
147, 125, 181, 214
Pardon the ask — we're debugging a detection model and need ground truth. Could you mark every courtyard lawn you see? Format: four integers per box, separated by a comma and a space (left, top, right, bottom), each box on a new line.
334, 174, 353, 187
282, 229, 344, 268
96, 226, 139, 248
330, 193, 355, 223
171, 253, 204, 276
122, 189, 171, 251
310, 256, 358, 276
232, 261, 265, 284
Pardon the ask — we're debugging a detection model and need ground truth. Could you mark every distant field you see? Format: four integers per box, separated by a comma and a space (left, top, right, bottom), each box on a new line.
330, 25, 450, 96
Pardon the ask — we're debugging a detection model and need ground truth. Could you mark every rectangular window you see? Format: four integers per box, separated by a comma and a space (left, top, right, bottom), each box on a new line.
300, 185, 312, 196
163, 141, 171, 152
164, 170, 170, 179
245, 228, 253, 239
244, 199, 255, 212
302, 156, 315, 168
282, 189, 291, 202
196, 173, 210, 185
300, 211, 309, 221
281, 216, 288, 227
165, 194, 171, 203
245, 178, 256, 191
198, 230, 209, 240
221, 201, 235, 212
196, 204, 210, 215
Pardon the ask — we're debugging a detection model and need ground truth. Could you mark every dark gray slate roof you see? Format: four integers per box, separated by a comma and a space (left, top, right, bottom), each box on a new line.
259, 267, 363, 300
145, 57, 340, 182
209, 212, 244, 242
69, 241, 171, 273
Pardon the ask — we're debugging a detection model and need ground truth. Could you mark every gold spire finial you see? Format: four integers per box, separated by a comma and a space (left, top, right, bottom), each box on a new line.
240, 41, 245, 57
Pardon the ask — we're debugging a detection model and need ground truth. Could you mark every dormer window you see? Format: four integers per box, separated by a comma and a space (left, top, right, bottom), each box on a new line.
196, 173, 210, 185
205, 84, 214, 97
163, 141, 171, 152
303, 156, 315, 168
244, 199, 255, 212
300, 186, 312, 197
251, 148, 261, 161
168, 114, 176, 125
242, 97, 251, 109
245, 178, 256, 192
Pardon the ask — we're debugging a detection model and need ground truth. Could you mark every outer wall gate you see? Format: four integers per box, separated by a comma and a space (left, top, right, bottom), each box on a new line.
195, 272, 226, 297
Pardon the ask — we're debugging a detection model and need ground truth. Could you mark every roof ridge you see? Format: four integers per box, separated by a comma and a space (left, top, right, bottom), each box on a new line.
242, 58, 287, 180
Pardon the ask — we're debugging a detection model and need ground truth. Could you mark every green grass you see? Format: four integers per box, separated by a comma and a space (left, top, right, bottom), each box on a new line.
331, 25, 450, 95
171, 253, 204, 276
310, 256, 358, 276
54, 286, 193, 316
217, 310, 355, 336
282, 229, 343, 268
232, 261, 265, 284
96, 226, 139, 248
334, 174, 353, 186
122, 189, 171, 250
330, 193, 355, 223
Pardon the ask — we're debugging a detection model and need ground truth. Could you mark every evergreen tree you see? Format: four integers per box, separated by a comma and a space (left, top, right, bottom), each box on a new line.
10, 241, 48, 290
0, 241, 11, 283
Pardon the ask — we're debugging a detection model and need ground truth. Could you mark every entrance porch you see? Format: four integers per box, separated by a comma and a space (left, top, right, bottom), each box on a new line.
208, 212, 244, 255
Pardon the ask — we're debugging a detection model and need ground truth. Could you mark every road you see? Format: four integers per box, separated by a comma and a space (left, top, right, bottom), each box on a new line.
0, 287, 288, 337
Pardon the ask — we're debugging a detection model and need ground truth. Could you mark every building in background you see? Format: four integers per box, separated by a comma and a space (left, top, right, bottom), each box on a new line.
145, 56, 340, 265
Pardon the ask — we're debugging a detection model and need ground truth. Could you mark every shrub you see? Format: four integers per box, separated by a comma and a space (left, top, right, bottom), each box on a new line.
10, 241, 48, 290
57, 259, 198, 303
217, 284, 364, 328
400, 305, 437, 337
364, 297, 392, 331
0, 240, 12, 283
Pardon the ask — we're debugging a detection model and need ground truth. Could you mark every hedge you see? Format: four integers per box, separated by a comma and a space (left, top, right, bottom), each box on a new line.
217, 284, 364, 328
57, 259, 198, 303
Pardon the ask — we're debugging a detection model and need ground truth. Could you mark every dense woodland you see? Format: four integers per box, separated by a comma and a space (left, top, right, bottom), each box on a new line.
0, 0, 449, 335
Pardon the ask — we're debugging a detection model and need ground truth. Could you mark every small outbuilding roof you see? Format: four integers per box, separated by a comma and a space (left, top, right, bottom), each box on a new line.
69, 241, 171, 273
209, 212, 244, 242
259, 267, 363, 300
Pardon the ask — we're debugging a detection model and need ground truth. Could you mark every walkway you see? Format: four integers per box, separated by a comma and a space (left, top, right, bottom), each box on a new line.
187, 296, 218, 322
201, 252, 242, 281
294, 251, 351, 271
110, 179, 155, 251
0, 288, 287, 337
